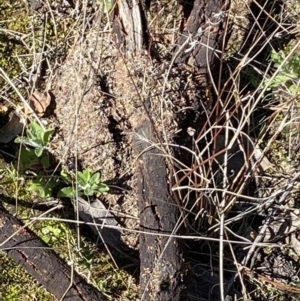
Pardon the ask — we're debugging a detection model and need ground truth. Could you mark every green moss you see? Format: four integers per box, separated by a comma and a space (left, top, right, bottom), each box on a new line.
0, 2, 31, 83
0, 1, 73, 94
0, 163, 32, 201
0, 251, 54, 301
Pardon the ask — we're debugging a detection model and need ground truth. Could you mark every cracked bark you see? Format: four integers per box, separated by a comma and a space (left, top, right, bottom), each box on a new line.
114, 0, 225, 300
0, 203, 107, 301
133, 119, 184, 301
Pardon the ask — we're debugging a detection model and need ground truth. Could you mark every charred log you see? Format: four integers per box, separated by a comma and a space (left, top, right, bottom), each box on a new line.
133, 119, 185, 301
0, 203, 107, 301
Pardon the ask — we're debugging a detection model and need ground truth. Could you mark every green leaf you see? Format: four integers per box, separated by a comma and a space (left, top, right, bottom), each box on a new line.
96, 183, 110, 194
34, 147, 44, 157
14, 136, 22, 143
77, 171, 88, 187
30, 121, 42, 133
82, 168, 92, 182
15, 121, 54, 152
42, 235, 50, 243
18, 147, 39, 170
43, 225, 61, 237
84, 187, 95, 196
90, 172, 100, 184
58, 186, 76, 197
42, 128, 55, 145
292, 59, 300, 76
15, 136, 38, 148
40, 155, 50, 169
289, 84, 299, 95
29, 121, 43, 140
270, 50, 284, 66
28, 176, 59, 198
59, 169, 109, 197
52, 228, 61, 236
60, 170, 73, 183
77, 169, 92, 187
42, 227, 51, 235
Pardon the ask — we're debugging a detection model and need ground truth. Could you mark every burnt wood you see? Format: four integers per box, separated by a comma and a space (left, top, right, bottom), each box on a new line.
0, 203, 107, 301
133, 119, 185, 301
175, 0, 225, 72
114, 0, 226, 300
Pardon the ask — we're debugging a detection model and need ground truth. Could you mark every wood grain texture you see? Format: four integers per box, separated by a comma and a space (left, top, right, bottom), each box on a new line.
0, 203, 107, 301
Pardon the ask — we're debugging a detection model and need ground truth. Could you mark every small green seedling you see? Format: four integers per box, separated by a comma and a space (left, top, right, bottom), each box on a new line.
15, 121, 54, 157
58, 168, 109, 197
264, 50, 300, 95
41, 224, 62, 244
13, 121, 109, 200
27, 174, 59, 199
18, 147, 51, 171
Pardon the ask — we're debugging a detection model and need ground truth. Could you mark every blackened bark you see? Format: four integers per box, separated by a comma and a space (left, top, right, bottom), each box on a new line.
133, 119, 185, 301
114, 1, 227, 300
175, 0, 225, 71
0, 203, 107, 301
